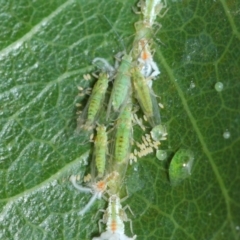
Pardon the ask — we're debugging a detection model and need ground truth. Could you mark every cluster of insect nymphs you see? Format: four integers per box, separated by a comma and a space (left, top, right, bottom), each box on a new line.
70, 1, 168, 239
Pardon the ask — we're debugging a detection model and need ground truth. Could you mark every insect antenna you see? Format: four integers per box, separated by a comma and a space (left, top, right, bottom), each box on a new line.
102, 14, 127, 53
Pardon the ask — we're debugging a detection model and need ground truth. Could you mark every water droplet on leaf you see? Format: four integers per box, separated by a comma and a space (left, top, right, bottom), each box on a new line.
150, 124, 167, 141
223, 130, 230, 139
190, 81, 195, 89
214, 82, 224, 92
156, 150, 167, 160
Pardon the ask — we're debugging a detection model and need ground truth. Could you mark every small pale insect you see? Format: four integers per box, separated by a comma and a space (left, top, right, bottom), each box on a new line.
132, 20, 153, 62
133, 20, 153, 41
92, 232, 136, 240
77, 72, 109, 129
140, 0, 168, 27
137, 39, 160, 81
145, 133, 151, 142
133, 113, 146, 131
150, 124, 167, 141
214, 82, 224, 92
136, 141, 145, 150
169, 149, 194, 186
132, 36, 160, 86
92, 194, 136, 240
132, 132, 160, 161
77, 86, 92, 97
139, 146, 154, 157
158, 102, 164, 109
103, 171, 121, 196
134, 149, 138, 156
129, 153, 138, 165
83, 73, 92, 81
94, 125, 108, 177
83, 173, 92, 183
142, 135, 149, 147
76, 103, 82, 108
89, 133, 94, 142
132, 0, 168, 65
152, 140, 160, 149
132, 0, 160, 42
131, 66, 161, 127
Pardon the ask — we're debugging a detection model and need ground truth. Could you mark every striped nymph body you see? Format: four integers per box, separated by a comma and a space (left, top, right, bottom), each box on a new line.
138, 0, 168, 27
114, 100, 133, 164
107, 54, 132, 117
131, 66, 160, 127
77, 72, 109, 129
94, 124, 108, 177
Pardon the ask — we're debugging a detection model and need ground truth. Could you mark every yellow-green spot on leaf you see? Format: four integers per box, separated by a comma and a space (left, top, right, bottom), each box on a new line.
169, 149, 194, 186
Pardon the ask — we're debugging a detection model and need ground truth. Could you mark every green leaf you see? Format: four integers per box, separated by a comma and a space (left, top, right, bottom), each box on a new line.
0, 0, 240, 240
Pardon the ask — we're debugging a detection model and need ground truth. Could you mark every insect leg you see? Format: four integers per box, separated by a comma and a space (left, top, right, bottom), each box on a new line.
149, 60, 160, 78
123, 205, 135, 217
158, 0, 169, 18
78, 192, 98, 216
70, 175, 92, 194
98, 218, 105, 234
119, 202, 135, 235
92, 57, 115, 74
